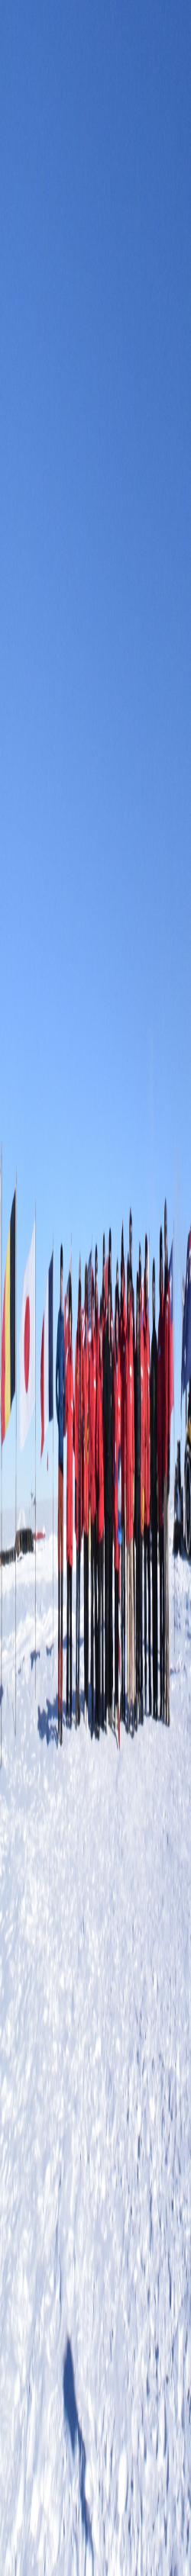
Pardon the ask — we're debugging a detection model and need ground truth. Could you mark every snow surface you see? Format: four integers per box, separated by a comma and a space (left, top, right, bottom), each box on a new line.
0, 1526, 191, 2574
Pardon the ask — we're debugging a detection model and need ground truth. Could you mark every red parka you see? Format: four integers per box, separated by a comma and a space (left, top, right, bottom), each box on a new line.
157, 1293, 164, 1529
113, 1344, 121, 1573
125, 1327, 134, 1545
74, 1319, 83, 1550
144, 1302, 151, 1529
83, 1330, 89, 1537
66, 1344, 74, 1567
96, 1354, 104, 1544
163, 1269, 170, 1483
89, 1327, 97, 1524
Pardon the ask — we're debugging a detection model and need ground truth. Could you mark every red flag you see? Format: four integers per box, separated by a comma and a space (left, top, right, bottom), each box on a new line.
169, 1242, 174, 1422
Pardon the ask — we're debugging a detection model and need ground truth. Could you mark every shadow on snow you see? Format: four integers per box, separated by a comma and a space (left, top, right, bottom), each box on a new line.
37, 1694, 58, 1746
63, 2336, 93, 2564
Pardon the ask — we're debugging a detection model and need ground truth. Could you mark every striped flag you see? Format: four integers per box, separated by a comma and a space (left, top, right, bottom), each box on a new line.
181, 1230, 191, 1399
40, 1252, 53, 1457
64, 1256, 72, 1370
20, 1220, 35, 1451
1, 1190, 16, 1446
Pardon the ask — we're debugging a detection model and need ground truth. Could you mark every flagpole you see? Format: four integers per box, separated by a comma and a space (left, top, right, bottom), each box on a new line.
53, 1237, 53, 1674
15, 1174, 17, 1738
173, 1218, 175, 1666
34, 1205, 36, 1690
1, 1147, 2, 1769
35, 1203, 37, 1693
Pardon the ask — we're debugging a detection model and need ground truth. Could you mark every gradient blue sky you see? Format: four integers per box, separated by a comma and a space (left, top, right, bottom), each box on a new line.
1, 0, 190, 1516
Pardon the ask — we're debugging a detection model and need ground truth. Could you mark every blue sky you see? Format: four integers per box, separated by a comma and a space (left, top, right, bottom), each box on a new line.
1, 0, 190, 1516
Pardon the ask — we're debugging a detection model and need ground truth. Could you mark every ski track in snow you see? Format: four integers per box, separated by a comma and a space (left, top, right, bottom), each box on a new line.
0, 1529, 191, 2574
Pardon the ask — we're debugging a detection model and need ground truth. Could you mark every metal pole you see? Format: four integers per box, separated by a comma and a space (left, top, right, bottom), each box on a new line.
34, 1205, 36, 1690
15, 1175, 17, 1737
1, 1147, 2, 1768
173, 1220, 175, 1666
53, 1239, 53, 1672
35, 1204, 36, 1692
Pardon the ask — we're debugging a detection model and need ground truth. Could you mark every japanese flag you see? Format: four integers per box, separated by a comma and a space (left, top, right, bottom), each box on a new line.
20, 1220, 35, 1450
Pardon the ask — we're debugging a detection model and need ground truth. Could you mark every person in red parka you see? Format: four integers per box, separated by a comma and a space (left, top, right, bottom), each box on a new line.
144, 1232, 151, 1713
163, 1197, 170, 1725
119, 1224, 126, 1720
65, 1272, 73, 1723
83, 1262, 89, 1728
113, 1269, 121, 1732
74, 1258, 83, 1724
96, 1296, 105, 1729
89, 1269, 98, 1732
157, 1224, 165, 1717
125, 1255, 134, 1723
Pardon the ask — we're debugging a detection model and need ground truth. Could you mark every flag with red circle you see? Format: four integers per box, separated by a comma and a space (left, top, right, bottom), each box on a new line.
20, 1220, 35, 1450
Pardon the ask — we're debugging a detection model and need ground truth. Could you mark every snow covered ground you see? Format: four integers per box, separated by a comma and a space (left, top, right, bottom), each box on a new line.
0, 1524, 191, 2574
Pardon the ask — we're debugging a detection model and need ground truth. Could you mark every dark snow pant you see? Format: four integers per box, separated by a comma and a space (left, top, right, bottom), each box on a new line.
76, 1546, 80, 1704
98, 1535, 104, 1726
121, 1522, 125, 1719
83, 1531, 89, 1712
135, 1489, 143, 1700
144, 1523, 151, 1706
105, 1513, 113, 1718
159, 1525, 165, 1713
66, 1561, 72, 1717
115, 1567, 118, 1710
91, 1518, 98, 1722
152, 1498, 158, 1710
58, 1464, 63, 1721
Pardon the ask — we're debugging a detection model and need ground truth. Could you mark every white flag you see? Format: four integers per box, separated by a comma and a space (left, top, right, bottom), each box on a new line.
20, 1220, 35, 1450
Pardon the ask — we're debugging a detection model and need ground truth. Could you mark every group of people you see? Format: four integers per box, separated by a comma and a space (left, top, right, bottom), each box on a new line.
56, 1204, 171, 1744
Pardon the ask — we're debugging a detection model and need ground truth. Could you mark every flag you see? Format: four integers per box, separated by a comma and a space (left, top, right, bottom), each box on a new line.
40, 1252, 53, 1457
20, 1220, 35, 1450
181, 1230, 191, 1397
169, 1240, 174, 1420
1, 1189, 16, 1445
64, 1256, 71, 1369
88, 1248, 92, 1341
